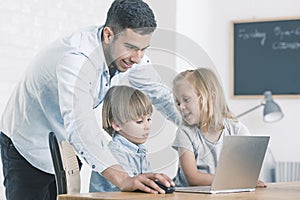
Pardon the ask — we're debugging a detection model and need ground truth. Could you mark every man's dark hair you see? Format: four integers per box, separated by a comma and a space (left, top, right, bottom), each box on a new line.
104, 0, 157, 35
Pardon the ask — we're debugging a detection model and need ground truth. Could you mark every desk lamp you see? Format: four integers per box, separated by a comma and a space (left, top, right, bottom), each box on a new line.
237, 91, 284, 122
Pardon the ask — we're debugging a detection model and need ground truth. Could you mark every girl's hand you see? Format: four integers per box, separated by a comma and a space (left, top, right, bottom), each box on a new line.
256, 179, 267, 188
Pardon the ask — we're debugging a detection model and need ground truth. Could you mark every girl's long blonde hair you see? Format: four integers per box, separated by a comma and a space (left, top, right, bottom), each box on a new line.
173, 68, 236, 132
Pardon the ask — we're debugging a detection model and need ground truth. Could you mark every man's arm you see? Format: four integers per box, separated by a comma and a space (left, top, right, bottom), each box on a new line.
56, 51, 119, 173
127, 56, 181, 125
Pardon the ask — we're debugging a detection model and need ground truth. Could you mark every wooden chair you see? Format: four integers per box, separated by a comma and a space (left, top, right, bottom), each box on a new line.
48, 132, 81, 195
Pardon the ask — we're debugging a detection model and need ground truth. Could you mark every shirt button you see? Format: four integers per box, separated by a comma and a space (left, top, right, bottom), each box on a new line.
80, 151, 84, 155
105, 83, 108, 86
92, 165, 95, 169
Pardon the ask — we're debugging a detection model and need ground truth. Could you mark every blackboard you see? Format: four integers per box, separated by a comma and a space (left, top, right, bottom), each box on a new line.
231, 17, 300, 98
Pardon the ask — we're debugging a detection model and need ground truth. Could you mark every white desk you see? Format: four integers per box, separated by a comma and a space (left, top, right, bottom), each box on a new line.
58, 182, 300, 200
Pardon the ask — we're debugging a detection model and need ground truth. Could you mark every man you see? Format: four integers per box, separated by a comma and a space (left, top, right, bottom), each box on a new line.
0, 0, 179, 199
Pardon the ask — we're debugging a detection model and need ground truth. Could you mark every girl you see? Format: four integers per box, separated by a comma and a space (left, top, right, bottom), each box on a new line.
172, 68, 265, 187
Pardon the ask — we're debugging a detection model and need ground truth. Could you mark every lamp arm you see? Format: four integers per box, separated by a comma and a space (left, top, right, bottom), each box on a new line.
237, 103, 264, 118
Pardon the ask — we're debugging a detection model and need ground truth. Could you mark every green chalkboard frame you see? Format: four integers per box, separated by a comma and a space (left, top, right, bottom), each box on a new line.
231, 16, 300, 99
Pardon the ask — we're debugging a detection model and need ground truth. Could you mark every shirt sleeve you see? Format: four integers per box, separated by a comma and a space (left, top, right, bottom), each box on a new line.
127, 55, 181, 125
172, 126, 195, 152
56, 51, 118, 174
235, 121, 251, 136
226, 119, 251, 136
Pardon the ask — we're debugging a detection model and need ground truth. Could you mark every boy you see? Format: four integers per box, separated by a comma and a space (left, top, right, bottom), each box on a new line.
90, 85, 172, 192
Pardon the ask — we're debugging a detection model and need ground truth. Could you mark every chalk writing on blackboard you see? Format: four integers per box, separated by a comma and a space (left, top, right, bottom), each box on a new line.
237, 29, 267, 45
236, 26, 300, 49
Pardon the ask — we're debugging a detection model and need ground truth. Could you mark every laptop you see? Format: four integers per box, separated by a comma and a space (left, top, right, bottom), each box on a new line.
175, 135, 270, 194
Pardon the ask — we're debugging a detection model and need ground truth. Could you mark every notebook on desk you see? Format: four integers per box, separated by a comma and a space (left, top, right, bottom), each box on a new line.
175, 135, 270, 194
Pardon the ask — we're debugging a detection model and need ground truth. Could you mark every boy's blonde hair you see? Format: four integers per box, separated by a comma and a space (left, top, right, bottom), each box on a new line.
102, 85, 153, 136
173, 68, 236, 132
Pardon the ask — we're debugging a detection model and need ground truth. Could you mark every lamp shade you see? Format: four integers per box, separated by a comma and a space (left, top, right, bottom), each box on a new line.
263, 91, 284, 122
237, 90, 284, 123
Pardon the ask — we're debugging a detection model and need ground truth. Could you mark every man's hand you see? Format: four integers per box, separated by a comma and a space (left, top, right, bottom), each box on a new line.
102, 165, 175, 194
121, 173, 175, 194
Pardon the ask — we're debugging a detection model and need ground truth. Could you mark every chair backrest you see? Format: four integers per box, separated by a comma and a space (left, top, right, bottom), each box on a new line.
60, 140, 81, 193
48, 132, 81, 195
49, 132, 68, 194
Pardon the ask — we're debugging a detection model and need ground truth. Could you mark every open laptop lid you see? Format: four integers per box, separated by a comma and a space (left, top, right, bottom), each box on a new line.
211, 135, 270, 192
175, 135, 270, 194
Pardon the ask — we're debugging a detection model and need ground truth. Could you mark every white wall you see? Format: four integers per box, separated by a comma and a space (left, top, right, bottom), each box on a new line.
176, 0, 300, 165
